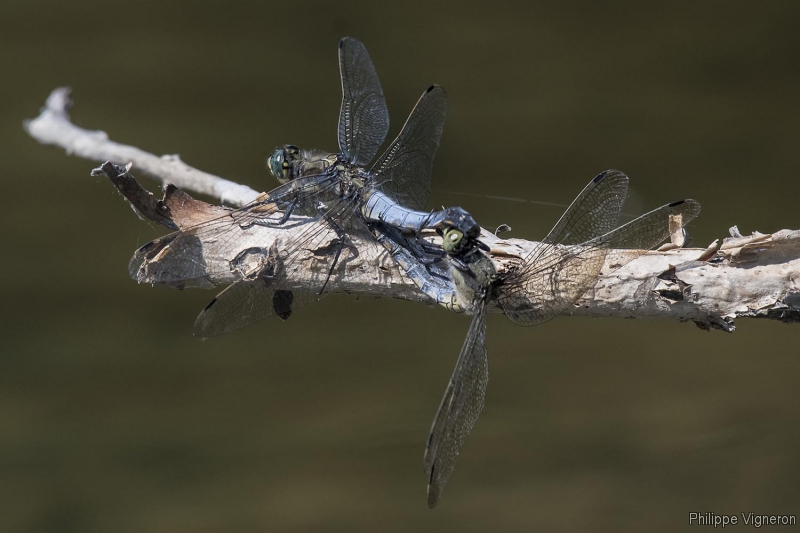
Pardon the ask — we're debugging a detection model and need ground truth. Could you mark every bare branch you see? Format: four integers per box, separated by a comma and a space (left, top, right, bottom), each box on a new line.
24, 88, 259, 206
26, 89, 800, 332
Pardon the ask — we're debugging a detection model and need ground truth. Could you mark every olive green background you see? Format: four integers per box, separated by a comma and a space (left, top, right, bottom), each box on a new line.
2, 1, 799, 532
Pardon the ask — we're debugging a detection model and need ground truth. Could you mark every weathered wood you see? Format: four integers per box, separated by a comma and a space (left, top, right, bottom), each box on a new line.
25, 88, 800, 331
24, 88, 259, 206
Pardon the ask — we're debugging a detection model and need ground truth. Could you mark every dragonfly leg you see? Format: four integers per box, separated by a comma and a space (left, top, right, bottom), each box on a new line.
417, 239, 446, 259
265, 196, 298, 226
245, 196, 300, 229
317, 210, 354, 295
272, 196, 299, 225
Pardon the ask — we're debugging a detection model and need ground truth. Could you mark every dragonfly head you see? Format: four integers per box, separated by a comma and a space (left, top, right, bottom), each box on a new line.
267, 145, 300, 183
437, 207, 481, 256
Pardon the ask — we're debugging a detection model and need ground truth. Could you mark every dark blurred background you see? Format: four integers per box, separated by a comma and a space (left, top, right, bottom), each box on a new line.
2, 1, 799, 532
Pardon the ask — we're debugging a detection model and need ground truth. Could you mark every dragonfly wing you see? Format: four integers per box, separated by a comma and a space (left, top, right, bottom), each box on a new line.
337, 37, 390, 166
500, 198, 701, 326
371, 85, 448, 210
129, 175, 336, 288
189, 194, 374, 336
542, 169, 629, 248
424, 297, 489, 508
603, 199, 702, 259
495, 170, 629, 325
193, 267, 320, 337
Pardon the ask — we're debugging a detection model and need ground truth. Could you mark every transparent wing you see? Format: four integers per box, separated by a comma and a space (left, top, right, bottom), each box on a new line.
500, 198, 701, 326
493, 170, 627, 324
192, 196, 368, 337
129, 173, 391, 336
542, 169, 629, 247
371, 85, 448, 210
337, 37, 390, 166
193, 278, 312, 337
129, 175, 338, 289
424, 297, 489, 508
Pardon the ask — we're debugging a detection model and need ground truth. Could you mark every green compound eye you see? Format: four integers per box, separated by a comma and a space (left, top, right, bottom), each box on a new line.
268, 148, 288, 180
442, 228, 464, 254
268, 145, 301, 182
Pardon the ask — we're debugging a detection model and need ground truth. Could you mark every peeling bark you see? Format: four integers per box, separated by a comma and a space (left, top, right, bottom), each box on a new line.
25, 88, 800, 332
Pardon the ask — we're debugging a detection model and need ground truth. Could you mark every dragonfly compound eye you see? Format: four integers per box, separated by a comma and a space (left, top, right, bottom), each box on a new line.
442, 228, 464, 254
268, 148, 289, 181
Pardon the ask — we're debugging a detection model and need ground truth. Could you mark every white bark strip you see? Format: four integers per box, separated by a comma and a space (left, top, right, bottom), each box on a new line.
25, 88, 800, 331
23, 88, 260, 207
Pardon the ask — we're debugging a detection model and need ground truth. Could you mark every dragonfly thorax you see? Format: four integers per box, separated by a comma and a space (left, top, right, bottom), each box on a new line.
441, 213, 496, 304
336, 171, 371, 200
267, 145, 335, 184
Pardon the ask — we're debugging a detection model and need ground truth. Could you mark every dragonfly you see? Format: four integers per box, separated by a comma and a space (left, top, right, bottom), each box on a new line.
129, 37, 453, 337
376, 170, 701, 507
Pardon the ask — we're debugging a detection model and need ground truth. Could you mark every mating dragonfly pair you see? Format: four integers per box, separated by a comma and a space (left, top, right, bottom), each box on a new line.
129, 37, 700, 507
